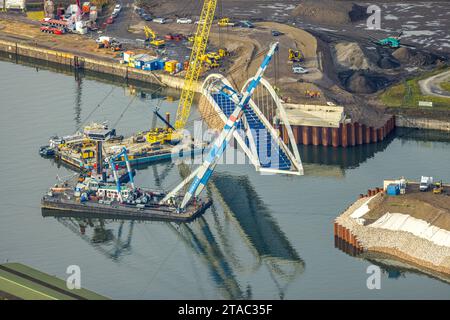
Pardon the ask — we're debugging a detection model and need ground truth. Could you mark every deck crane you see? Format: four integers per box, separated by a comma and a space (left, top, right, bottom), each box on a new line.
163, 42, 280, 210
106, 147, 135, 202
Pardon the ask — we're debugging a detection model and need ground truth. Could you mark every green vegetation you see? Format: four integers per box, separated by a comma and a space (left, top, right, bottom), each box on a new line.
380, 66, 450, 110
440, 81, 450, 93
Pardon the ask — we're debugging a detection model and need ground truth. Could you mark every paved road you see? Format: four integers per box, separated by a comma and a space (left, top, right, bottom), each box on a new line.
419, 69, 450, 98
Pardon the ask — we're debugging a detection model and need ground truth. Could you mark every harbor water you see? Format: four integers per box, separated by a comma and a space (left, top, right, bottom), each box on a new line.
1, 59, 450, 299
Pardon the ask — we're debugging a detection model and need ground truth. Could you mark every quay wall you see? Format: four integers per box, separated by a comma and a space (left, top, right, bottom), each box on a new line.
0, 38, 201, 92
282, 116, 396, 147
395, 114, 450, 132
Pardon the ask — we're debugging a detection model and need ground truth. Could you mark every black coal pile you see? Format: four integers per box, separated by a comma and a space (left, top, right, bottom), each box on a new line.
377, 55, 401, 69
392, 47, 440, 67
348, 4, 369, 22
338, 70, 393, 94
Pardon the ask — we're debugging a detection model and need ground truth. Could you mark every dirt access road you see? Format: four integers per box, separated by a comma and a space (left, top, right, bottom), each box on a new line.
419, 69, 450, 98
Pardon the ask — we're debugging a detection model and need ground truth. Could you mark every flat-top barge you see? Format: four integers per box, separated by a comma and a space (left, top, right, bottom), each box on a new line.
41, 176, 211, 222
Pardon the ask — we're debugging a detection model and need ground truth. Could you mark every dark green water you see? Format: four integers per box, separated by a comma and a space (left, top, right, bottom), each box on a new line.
1, 59, 450, 299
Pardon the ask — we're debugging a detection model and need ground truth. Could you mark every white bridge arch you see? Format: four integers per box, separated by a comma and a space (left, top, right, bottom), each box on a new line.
201, 73, 303, 175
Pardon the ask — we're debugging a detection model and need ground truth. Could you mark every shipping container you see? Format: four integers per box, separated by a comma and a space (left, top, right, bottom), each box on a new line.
122, 51, 135, 63
143, 60, 162, 71
386, 184, 400, 196
164, 60, 178, 73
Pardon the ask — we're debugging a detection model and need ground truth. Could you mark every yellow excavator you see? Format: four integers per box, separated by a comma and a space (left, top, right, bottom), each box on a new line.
144, 26, 165, 48
218, 17, 235, 27
200, 54, 219, 68
288, 48, 303, 62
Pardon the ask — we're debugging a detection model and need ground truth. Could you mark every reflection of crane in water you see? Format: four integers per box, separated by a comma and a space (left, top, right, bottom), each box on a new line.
74, 70, 83, 128
47, 213, 135, 262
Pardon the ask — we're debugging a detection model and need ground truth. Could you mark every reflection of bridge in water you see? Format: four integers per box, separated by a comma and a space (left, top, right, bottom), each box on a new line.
42, 169, 304, 299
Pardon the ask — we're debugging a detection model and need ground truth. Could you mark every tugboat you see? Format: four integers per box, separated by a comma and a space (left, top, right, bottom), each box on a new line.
39, 145, 55, 157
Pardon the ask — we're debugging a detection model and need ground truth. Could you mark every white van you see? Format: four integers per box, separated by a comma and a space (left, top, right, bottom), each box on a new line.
153, 18, 167, 24
419, 176, 433, 191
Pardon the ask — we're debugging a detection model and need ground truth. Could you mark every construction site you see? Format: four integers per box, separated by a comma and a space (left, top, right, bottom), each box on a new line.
1, 0, 450, 136
1, 0, 450, 301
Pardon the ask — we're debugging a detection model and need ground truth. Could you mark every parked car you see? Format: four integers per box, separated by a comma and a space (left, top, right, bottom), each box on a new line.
195, 19, 206, 24
292, 65, 308, 74
142, 14, 152, 21
239, 20, 254, 28
177, 18, 192, 24
271, 30, 283, 36
153, 18, 167, 24
106, 16, 114, 24
114, 4, 122, 12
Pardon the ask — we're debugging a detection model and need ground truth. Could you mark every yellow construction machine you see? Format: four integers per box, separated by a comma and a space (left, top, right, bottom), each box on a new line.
200, 54, 219, 68
288, 48, 303, 62
433, 181, 444, 194
144, 26, 165, 48
218, 17, 235, 27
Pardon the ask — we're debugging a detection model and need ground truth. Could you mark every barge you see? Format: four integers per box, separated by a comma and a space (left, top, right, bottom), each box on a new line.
42, 122, 207, 171
41, 175, 211, 222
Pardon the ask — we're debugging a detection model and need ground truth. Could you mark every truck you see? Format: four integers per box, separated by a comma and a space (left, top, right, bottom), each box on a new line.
419, 176, 433, 192
96, 36, 122, 51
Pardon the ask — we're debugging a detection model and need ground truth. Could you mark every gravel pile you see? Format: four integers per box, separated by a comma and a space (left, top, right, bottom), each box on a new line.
333, 42, 372, 71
